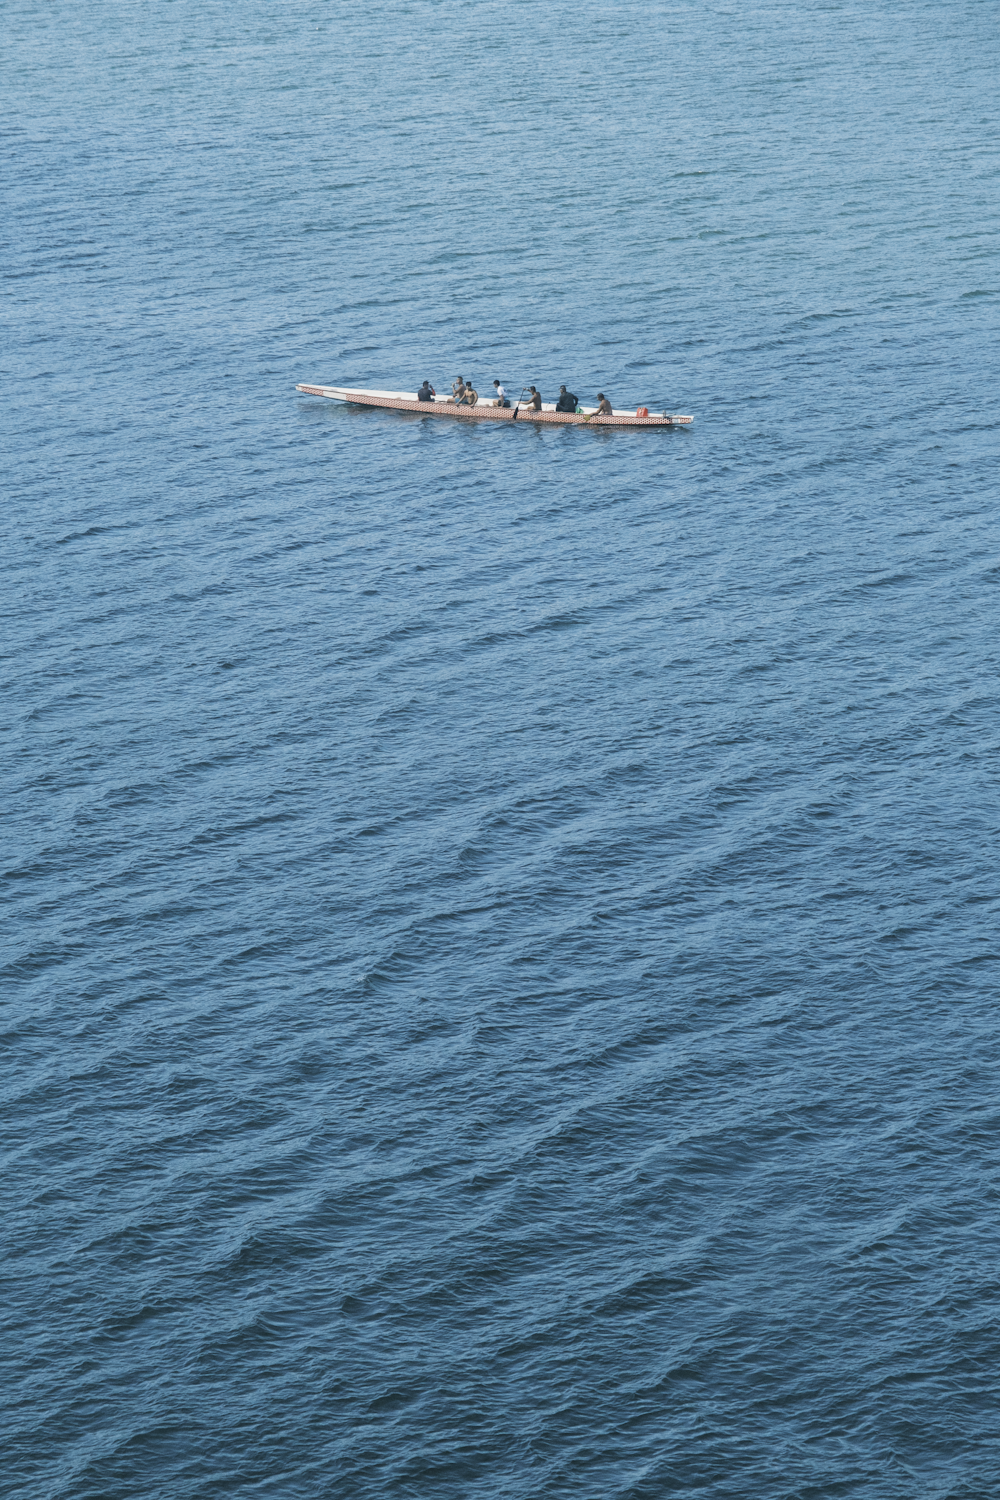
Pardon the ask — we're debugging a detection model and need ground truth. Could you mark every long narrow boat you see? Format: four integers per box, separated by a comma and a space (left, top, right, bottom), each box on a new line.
295, 385, 693, 428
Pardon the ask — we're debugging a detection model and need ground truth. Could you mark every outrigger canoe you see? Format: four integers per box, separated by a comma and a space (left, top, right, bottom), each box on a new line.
295, 385, 693, 428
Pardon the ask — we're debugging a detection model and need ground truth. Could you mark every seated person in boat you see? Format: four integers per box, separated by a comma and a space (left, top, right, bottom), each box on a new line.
450, 376, 466, 403
492, 380, 510, 408
593, 393, 613, 416
555, 385, 578, 413
417, 380, 436, 402
461, 382, 478, 406
525, 386, 542, 412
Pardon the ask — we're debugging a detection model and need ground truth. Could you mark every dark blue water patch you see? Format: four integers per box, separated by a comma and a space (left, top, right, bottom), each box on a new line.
5, 1, 1000, 1497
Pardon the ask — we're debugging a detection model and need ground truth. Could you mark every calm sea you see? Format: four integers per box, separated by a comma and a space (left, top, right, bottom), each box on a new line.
5, 2, 1000, 1496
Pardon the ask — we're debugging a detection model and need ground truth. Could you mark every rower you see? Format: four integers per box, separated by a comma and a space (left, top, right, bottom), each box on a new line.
555, 385, 578, 413
593, 393, 613, 416
450, 375, 466, 403
492, 379, 510, 409
461, 381, 479, 406
417, 380, 436, 402
525, 386, 542, 412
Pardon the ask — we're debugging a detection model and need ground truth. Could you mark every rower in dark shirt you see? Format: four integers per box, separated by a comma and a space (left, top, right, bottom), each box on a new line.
417, 380, 436, 402
555, 385, 578, 413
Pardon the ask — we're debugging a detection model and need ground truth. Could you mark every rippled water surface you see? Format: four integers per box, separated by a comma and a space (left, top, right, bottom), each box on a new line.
5, 3, 1000, 1496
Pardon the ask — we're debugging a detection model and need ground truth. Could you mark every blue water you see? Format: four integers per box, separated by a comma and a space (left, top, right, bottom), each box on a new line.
5, 2, 1000, 1495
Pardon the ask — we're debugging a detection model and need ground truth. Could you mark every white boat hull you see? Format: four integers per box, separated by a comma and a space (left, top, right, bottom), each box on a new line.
296, 385, 693, 427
